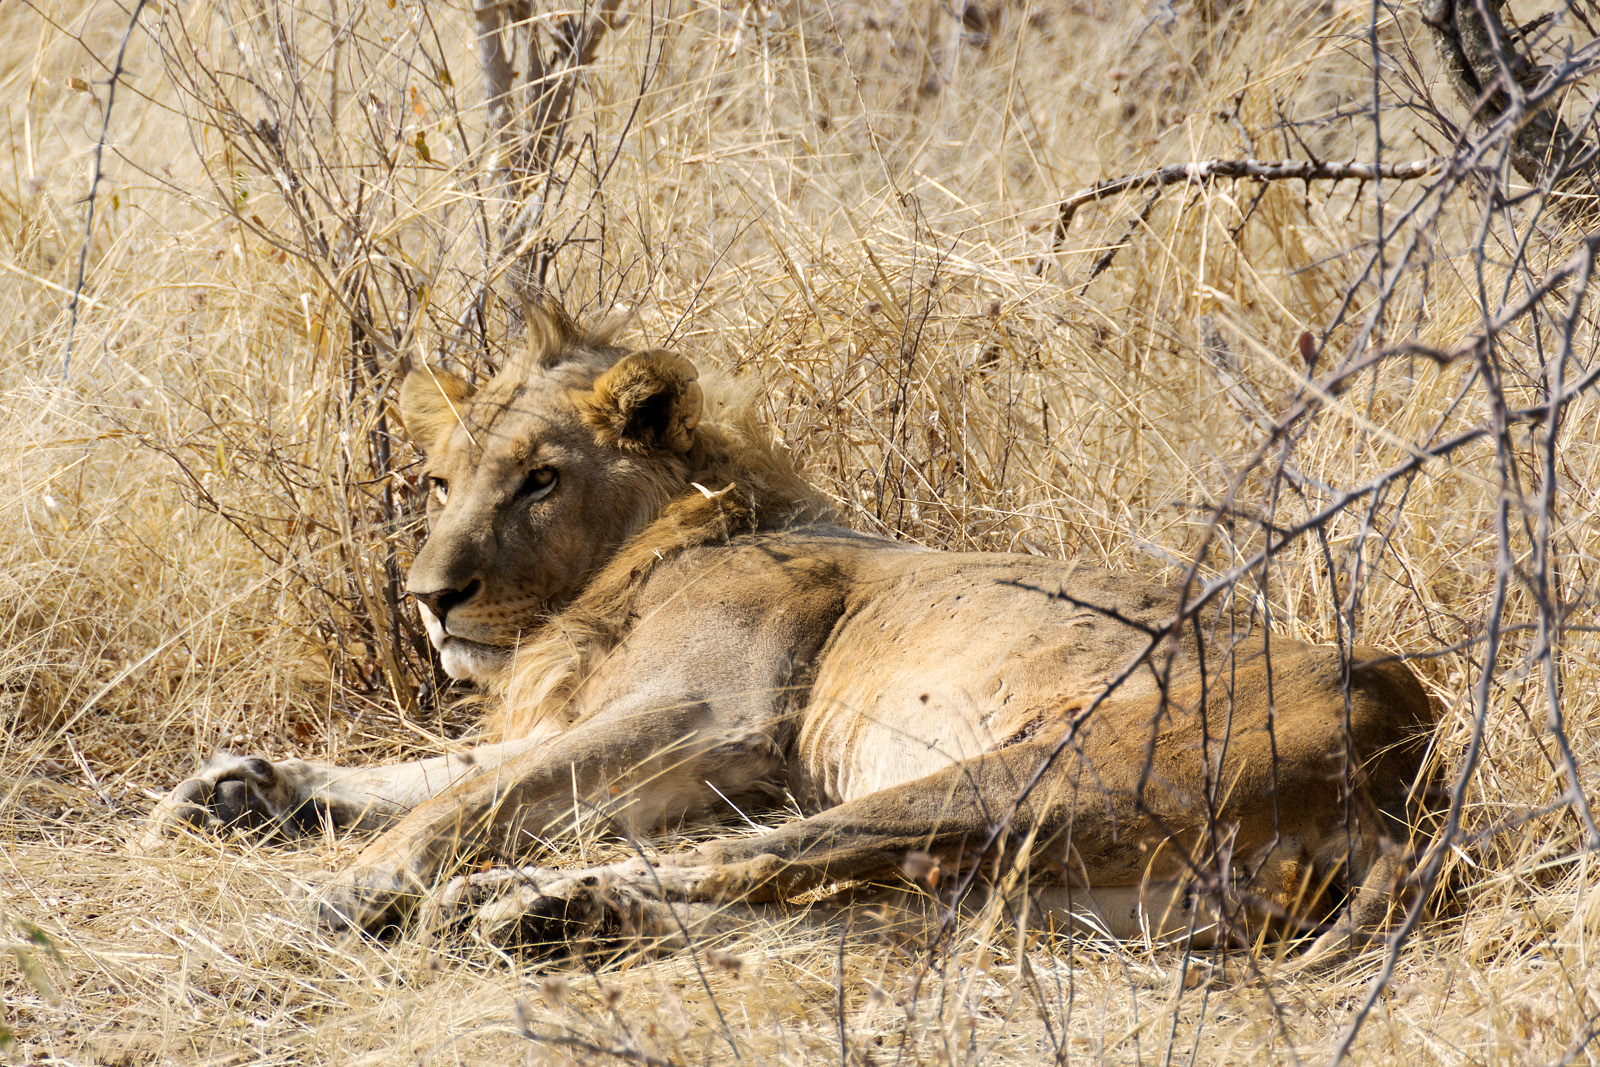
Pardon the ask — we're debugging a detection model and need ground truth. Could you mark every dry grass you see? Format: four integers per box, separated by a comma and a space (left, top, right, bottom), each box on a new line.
4, 0, 1600, 1062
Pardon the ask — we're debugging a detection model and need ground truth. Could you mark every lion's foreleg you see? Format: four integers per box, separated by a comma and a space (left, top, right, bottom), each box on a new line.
142, 738, 543, 848
315, 712, 783, 931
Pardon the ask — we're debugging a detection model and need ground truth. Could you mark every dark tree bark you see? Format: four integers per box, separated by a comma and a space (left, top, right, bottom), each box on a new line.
1420, 0, 1600, 202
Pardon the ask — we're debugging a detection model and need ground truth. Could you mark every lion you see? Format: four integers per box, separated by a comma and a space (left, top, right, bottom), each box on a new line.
145, 301, 1437, 962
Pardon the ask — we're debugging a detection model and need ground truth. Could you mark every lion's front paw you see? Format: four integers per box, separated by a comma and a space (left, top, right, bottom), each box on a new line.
140, 753, 321, 850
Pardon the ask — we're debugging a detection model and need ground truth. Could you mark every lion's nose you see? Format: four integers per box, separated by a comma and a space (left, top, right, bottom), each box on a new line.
409, 579, 481, 620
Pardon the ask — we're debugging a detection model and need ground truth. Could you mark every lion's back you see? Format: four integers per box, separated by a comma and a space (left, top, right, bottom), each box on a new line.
573, 524, 1202, 803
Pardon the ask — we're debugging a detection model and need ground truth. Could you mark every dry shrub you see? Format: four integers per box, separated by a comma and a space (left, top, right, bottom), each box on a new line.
4, 0, 1600, 1063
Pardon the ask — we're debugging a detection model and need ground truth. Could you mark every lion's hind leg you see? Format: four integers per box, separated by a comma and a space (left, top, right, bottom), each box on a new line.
1294, 833, 1414, 967
1028, 882, 1219, 946
421, 860, 749, 958
1026, 835, 1330, 953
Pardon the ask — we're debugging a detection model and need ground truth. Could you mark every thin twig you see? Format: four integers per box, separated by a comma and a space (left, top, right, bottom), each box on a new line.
1076, 187, 1160, 292
1382, 228, 1600, 371
62, 0, 149, 378
473, 0, 517, 191
1055, 156, 1441, 237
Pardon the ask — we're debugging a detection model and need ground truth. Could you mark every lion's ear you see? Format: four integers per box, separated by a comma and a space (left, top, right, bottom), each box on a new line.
578, 350, 703, 454
398, 366, 474, 455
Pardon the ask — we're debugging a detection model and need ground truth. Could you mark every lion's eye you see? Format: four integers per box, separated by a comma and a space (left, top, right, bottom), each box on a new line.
518, 467, 557, 501
428, 477, 449, 507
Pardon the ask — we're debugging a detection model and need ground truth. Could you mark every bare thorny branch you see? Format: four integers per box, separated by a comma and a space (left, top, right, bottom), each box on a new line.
1055, 156, 1442, 237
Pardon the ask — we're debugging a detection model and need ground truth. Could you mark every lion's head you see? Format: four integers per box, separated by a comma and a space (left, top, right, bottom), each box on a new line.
396, 302, 825, 687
